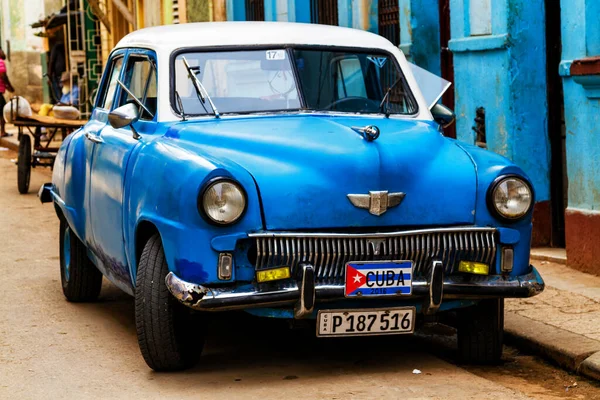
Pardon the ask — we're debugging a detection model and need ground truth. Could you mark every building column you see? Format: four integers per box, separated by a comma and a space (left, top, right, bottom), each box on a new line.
560, 0, 600, 275
226, 0, 246, 20
264, 0, 290, 21
287, 0, 310, 22
448, 0, 551, 246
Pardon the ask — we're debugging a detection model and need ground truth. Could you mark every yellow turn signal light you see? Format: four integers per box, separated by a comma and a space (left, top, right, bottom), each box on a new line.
256, 267, 291, 283
458, 261, 489, 275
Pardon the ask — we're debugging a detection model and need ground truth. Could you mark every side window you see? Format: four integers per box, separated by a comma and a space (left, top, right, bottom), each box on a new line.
99, 57, 123, 110
119, 57, 157, 120
335, 57, 367, 99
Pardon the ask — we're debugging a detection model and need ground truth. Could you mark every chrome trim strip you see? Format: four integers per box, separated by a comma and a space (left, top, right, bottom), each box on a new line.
248, 226, 496, 238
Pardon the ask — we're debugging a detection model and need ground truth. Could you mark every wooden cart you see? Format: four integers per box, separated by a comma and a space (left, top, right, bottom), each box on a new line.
13, 114, 85, 194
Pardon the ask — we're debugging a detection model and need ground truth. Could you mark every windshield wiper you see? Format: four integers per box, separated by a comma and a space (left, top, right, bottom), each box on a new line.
379, 77, 402, 118
181, 56, 220, 119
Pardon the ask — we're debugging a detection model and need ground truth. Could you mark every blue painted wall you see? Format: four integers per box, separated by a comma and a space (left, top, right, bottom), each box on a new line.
448, 0, 551, 204
226, 0, 247, 21
289, 0, 311, 22
337, 0, 378, 33
560, 0, 600, 211
399, 0, 441, 75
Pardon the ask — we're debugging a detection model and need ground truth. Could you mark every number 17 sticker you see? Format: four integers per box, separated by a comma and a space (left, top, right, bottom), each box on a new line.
266, 50, 286, 60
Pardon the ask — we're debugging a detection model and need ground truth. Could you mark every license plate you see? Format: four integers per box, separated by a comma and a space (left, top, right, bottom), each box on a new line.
317, 307, 415, 337
345, 261, 413, 297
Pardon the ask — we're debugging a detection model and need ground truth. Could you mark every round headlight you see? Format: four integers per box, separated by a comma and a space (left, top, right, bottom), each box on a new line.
489, 176, 533, 220
201, 179, 246, 225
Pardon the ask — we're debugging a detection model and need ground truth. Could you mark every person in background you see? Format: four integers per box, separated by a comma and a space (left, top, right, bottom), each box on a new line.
59, 71, 79, 107
0, 47, 15, 137
48, 42, 66, 101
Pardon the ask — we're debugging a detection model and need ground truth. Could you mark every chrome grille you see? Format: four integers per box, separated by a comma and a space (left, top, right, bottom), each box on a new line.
251, 228, 497, 283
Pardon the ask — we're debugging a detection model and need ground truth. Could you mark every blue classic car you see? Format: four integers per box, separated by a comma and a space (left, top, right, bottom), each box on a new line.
40, 22, 544, 371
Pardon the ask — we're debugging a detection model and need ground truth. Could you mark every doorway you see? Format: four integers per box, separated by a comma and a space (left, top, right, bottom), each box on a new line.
438, 0, 456, 138
310, 0, 339, 25
378, 0, 400, 46
545, 0, 567, 247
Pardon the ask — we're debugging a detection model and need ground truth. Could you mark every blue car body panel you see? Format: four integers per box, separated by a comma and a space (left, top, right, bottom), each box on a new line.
53, 111, 534, 292
168, 116, 478, 230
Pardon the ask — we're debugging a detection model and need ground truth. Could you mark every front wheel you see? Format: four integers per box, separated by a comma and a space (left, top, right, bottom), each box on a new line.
59, 219, 103, 301
135, 234, 204, 371
457, 299, 504, 364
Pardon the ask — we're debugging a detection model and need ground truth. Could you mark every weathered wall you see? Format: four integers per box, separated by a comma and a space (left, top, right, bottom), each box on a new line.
448, 0, 551, 245
187, 0, 213, 22
559, 0, 600, 274
0, 0, 45, 105
399, 0, 441, 75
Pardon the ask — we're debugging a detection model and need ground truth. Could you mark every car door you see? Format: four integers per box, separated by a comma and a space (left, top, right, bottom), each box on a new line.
71, 51, 124, 247
88, 49, 158, 292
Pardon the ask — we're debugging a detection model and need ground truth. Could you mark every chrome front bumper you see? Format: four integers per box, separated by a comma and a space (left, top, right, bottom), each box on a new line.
165, 264, 544, 317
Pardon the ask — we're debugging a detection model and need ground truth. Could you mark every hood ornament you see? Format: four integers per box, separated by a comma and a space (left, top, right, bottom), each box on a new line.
351, 125, 380, 142
347, 191, 405, 216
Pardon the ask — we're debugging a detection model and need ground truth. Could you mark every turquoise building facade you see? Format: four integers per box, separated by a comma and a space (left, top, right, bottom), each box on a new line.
219, 0, 600, 274
558, 0, 600, 274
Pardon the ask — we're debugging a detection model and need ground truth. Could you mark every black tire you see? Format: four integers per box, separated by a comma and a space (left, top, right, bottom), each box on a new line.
135, 234, 204, 371
17, 134, 31, 194
59, 219, 103, 302
457, 299, 504, 364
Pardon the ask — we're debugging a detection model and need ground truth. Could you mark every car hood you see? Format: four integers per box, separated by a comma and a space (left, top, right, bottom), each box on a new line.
170, 114, 477, 230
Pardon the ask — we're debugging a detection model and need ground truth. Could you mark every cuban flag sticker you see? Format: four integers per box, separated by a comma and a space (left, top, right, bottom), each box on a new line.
345, 261, 413, 297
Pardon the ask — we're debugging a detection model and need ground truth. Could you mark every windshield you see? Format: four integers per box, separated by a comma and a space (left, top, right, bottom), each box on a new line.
173, 48, 417, 116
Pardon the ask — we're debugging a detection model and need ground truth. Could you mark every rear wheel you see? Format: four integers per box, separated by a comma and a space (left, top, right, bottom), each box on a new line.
135, 234, 204, 371
59, 219, 103, 301
17, 134, 31, 194
457, 299, 504, 364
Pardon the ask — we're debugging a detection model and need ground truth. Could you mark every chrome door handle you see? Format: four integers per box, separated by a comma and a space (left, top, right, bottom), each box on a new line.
85, 132, 104, 144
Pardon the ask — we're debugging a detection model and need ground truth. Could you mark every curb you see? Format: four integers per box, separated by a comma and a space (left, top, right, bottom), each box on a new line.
505, 312, 600, 381
0, 136, 18, 151
530, 254, 567, 265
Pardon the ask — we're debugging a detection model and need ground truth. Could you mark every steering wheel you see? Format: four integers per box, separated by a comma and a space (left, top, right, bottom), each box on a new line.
323, 96, 379, 112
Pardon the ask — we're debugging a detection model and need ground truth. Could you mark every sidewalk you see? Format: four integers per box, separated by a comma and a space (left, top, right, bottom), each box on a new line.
0, 123, 20, 151
506, 258, 600, 381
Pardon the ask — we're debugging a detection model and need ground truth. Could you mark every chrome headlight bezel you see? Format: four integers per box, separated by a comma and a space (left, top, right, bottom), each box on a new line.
486, 175, 534, 222
198, 177, 247, 226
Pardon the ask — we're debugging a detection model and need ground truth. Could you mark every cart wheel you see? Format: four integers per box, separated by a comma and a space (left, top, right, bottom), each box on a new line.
17, 134, 31, 194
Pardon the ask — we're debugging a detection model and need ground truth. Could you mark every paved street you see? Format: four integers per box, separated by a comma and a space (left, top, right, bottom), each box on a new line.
0, 150, 599, 399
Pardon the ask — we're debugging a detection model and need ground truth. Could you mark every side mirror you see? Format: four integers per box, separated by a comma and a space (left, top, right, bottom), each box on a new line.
431, 103, 455, 129
108, 103, 140, 129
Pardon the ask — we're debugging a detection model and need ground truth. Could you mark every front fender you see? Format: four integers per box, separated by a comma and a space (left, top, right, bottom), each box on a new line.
126, 136, 263, 285
456, 141, 535, 277
51, 128, 89, 242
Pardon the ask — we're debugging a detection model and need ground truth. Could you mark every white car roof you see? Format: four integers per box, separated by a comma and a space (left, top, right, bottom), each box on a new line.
115, 21, 399, 52
114, 21, 432, 122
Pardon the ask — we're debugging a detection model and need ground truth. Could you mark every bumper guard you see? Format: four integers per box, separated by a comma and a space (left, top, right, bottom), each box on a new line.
165, 263, 544, 317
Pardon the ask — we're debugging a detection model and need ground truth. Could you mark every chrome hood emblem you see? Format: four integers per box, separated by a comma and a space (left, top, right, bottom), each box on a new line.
347, 191, 406, 216
351, 125, 380, 142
